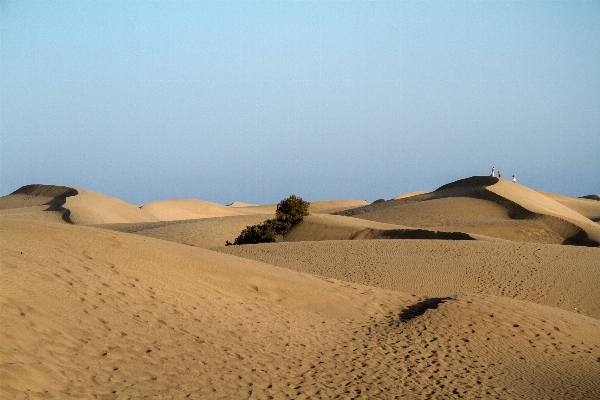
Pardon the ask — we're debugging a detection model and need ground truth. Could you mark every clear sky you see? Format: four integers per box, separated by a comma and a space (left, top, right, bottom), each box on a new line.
2, 1, 599, 204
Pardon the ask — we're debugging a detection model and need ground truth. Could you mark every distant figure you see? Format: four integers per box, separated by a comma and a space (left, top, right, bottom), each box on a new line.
512, 175, 516, 183
492, 167, 495, 177
498, 171, 501, 179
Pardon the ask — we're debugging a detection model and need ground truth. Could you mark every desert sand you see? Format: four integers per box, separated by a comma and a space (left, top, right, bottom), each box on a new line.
1, 177, 599, 399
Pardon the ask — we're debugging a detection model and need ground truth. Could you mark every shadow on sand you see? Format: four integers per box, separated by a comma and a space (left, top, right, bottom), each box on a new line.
399, 297, 454, 322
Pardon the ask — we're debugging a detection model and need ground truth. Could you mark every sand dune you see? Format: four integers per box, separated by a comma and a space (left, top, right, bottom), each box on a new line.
0, 184, 159, 225
3, 218, 600, 399
225, 199, 368, 216
305, 200, 370, 214
537, 190, 600, 222
140, 198, 244, 220
337, 176, 599, 246
394, 190, 428, 200
63, 189, 159, 225
283, 213, 485, 242
2, 178, 600, 398
0, 184, 79, 224
131, 214, 274, 248
218, 239, 600, 319
487, 178, 600, 244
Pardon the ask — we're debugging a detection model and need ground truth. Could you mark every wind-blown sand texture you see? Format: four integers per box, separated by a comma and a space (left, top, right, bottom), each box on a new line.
218, 240, 600, 318
1, 177, 599, 398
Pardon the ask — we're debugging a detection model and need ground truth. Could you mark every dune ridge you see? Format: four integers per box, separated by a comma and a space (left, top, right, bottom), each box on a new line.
283, 214, 482, 243
0, 184, 79, 223
536, 190, 600, 221
336, 176, 599, 246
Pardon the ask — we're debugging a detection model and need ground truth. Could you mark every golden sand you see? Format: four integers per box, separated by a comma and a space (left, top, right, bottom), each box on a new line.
1, 177, 599, 398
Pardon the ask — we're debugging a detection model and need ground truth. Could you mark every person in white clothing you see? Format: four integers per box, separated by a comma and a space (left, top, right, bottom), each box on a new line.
491, 167, 495, 177
512, 175, 516, 183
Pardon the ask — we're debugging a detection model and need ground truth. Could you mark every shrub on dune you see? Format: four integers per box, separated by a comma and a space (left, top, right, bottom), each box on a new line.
227, 195, 309, 245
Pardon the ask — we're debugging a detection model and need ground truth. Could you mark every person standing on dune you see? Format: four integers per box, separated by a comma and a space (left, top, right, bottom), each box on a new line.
512, 175, 516, 183
498, 171, 501, 179
492, 167, 495, 177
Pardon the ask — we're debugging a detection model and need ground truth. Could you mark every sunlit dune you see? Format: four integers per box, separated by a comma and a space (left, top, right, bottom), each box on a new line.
337, 176, 600, 246
140, 199, 244, 220
1, 177, 599, 398
0, 184, 159, 225
537, 190, 600, 222
394, 190, 428, 200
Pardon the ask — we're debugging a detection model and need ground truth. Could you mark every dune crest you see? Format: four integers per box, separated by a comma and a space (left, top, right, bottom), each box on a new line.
227, 201, 260, 207
394, 191, 427, 200
487, 178, 600, 245
536, 191, 600, 222
0, 184, 159, 225
284, 213, 483, 242
336, 176, 599, 246
0, 184, 78, 223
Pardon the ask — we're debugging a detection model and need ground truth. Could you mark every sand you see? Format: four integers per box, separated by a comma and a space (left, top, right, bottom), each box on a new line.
218, 240, 600, 319
1, 177, 599, 398
140, 199, 246, 220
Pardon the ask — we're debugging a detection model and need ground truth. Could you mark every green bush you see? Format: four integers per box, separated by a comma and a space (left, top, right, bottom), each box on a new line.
229, 223, 277, 245
227, 195, 309, 245
275, 195, 310, 225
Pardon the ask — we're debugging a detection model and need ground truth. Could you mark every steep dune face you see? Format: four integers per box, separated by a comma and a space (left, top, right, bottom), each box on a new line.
284, 214, 412, 242
3, 219, 600, 399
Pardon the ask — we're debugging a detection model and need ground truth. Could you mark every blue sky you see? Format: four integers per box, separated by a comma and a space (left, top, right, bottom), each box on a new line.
2, 1, 599, 204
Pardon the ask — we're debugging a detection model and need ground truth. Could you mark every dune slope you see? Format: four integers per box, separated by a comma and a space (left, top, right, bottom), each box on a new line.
283, 214, 481, 242
3, 219, 600, 399
0, 185, 159, 225
133, 214, 274, 248
217, 240, 600, 319
337, 177, 599, 246
140, 199, 244, 220
537, 191, 600, 222
0, 184, 78, 223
